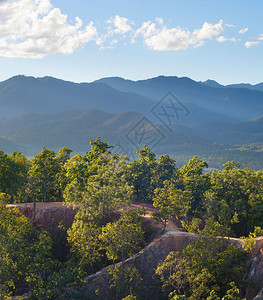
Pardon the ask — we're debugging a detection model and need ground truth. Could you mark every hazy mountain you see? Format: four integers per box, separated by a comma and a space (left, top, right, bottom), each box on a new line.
0, 136, 24, 153
0, 108, 262, 170
1, 75, 263, 123
227, 83, 263, 93
0, 109, 211, 156
0, 75, 262, 169
214, 116, 263, 144
0, 75, 154, 117
200, 79, 223, 88
96, 76, 263, 121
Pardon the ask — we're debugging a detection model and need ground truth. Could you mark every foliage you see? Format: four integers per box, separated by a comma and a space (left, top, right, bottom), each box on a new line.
0, 151, 29, 202
155, 226, 247, 299
0, 201, 35, 297
153, 180, 191, 230
241, 226, 263, 252
108, 265, 143, 299
65, 153, 132, 226
100, 209, 146, 263
0, 200, 61, 298
124, 145, 157, 202
67, 220, 102, 271
0, 138, 262, 298
204, 164, 263, 237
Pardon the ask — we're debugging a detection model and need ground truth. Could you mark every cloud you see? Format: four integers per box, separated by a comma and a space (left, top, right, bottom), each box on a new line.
144, 27, 191, 51
257, 34, 263, 41
106, 15, 133, 35
191, 20, 224, 44
225, 24, 235, 28
0, 3, 247, 57
0, 0, 97, 58
239, 27, 248, 34
245, 41, 260, 48
216, 36, 236, 43
134, 19, 225, 51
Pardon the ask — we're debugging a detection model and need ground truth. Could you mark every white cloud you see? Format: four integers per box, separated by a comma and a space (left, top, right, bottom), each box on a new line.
0, 0, 97, 58
145, 27, 191, 51
134, 21, 158, 39
245, 41, 260, 48
106, 15, 133, 35
134, 19, 225, 51
257, 34, 263, 41
155, 17, 164, 25
239, 27, 248, 34
225, 24, 235, 28
191, 20, 224, 44
216, 36, 236, 43
0, 3, 245, 57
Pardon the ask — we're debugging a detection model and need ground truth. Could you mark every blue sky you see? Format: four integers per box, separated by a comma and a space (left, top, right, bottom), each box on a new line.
0, 0, 262, 84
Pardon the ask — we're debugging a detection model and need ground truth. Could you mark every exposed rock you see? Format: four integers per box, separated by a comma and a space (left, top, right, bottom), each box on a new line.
246, 237, 263, 300
253, 287, 263, 299
7, 202, 77, 232
84, 231, 197, 300
8, 203, 263, 299
84, 231, 263, 300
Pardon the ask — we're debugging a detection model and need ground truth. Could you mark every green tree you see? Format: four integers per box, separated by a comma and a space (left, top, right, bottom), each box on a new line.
55, 147, 72, 201
155, 154, 178, 188
205, 163, 263, 237
67, 220, 102, 272
124, 145, 157, 203
25, 232, 56, 299
65, 156, 132, 226
108, 265, 143, 299
152, 180, 191, 230
28, 148, 60, 202
155, 225, 247, 300
0, 150, 29, 203
65, 140, 133, 274
178, 156, 210, 217
0, 199, 59, 298
8, 151, 30, 202
100, 209, 145, 264
0, 201, 34, 297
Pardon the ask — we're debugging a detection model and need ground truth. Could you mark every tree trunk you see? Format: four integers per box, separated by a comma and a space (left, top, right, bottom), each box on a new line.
43, 184, 47, 203
33, 194, 36, 222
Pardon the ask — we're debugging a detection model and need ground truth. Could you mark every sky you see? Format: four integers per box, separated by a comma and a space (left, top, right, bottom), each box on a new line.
0, 0, 262, 84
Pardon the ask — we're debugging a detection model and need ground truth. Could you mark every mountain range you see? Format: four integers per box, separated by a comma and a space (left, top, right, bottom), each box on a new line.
0, 75, 262, 169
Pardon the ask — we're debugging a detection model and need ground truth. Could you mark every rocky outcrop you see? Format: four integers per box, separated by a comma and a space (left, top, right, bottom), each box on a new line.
246, 237, 263, 300
8, 203, 263, 299
8, 202, 77, 232
83, 231, 263, 300
84, 231, 197, 300
254, 288, 263, 299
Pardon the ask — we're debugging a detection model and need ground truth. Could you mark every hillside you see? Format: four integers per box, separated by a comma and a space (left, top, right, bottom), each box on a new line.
95, 75, 263, 121
214, 116, 263, 144
0, 75, 263, 169
0, 75, 154, 116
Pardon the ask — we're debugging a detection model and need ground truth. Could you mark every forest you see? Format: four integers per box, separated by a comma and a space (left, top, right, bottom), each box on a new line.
0, 137, 263, 299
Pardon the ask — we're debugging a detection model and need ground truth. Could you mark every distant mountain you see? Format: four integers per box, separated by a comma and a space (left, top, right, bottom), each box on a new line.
214, 116, 263, 144
200, 79, 223, 88
0, 109, 211, 156
227, 83, 263, 93
0, 136, 24, 153
0, 74, 263, 169
1, 75, 263, 122
0, 75, 154, 117
0, 108, 262, 170
96, 76, 263, 121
